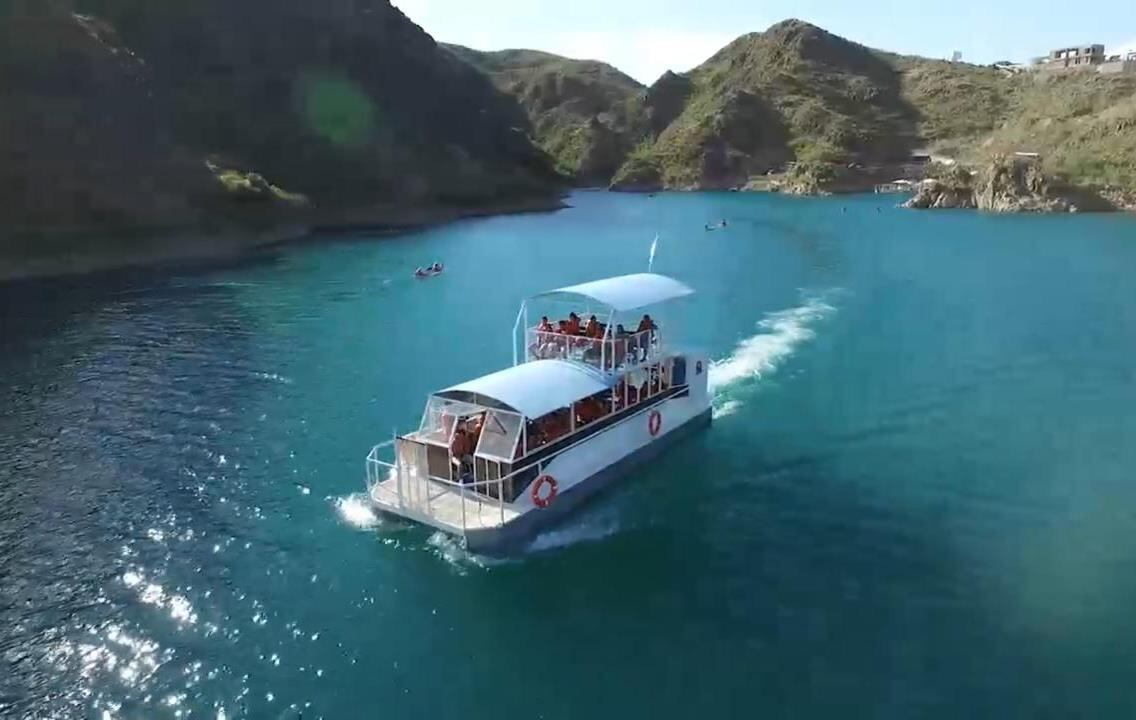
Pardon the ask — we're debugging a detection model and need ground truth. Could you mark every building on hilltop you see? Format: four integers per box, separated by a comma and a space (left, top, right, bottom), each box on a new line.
1040, 44, 1105, 71
1099, 51, 1136, 75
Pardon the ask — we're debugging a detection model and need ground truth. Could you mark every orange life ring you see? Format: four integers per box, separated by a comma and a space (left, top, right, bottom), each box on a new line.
648, 410, 662, 436
532, 474, 559, 508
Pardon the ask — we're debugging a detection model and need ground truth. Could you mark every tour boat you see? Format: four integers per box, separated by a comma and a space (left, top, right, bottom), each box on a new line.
364, 273, 712, 553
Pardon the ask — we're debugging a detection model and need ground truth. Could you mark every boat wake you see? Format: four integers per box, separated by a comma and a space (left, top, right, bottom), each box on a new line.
524, 505, 624, 553
334, 493, 384, 530
709, 292, 837, 417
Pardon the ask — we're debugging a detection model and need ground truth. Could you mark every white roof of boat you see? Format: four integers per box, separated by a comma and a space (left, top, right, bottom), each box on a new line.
435, 360, 612, 419
533, 273, 694, 312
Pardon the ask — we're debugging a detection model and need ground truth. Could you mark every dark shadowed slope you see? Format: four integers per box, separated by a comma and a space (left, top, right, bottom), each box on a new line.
0, 0, 560, 277
445, 44, 647, 184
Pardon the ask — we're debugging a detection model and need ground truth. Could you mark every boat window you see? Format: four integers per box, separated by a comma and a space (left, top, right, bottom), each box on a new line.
418, 396, 480, 445
574, 391, 612, 428
474, 410, 522, 461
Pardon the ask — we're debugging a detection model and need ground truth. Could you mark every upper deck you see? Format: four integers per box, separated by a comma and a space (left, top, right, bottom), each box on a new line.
513, 273, 694, 374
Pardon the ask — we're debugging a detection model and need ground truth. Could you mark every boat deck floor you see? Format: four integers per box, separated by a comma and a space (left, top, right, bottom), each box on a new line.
370, 475, 521, 531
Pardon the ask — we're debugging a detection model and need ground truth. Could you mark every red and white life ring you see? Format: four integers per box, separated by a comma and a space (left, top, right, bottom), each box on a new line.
648, 409, 662, 437
532, 474, 559, 508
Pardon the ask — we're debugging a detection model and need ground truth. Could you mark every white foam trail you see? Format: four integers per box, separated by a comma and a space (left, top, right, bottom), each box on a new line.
426, 532, 496, 571
334, 493, 381, 530
709, 293, 836, 395
526, 519, 621, 553
712, 399, 742, 419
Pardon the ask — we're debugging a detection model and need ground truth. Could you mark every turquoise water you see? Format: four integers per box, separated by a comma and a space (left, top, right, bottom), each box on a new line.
3, 191, 1136, 718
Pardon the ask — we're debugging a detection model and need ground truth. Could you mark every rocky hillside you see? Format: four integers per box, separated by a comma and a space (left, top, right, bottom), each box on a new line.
1, 0, 560, 276
599, 18, 1136, 206
612, 20, 927, 190
444, 22, 1028, 194
445, 45, 646, 184
980, 71, 1136, 196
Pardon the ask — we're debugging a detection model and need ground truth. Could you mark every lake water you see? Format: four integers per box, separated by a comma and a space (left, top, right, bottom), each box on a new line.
3, 191, 1136, 718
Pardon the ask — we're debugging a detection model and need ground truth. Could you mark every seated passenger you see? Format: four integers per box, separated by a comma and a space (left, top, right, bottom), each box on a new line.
538, 316, 554, 334
566, 312, 582, 336
585, 315, 599, 339
591, 396, 610, 419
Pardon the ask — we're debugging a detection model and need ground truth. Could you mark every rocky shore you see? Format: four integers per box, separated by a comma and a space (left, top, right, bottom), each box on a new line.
904, 156, 1131, 213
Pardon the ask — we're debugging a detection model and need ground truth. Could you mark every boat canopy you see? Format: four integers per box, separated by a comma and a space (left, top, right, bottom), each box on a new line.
532, 273, 694, 312
435, 359, 613, 419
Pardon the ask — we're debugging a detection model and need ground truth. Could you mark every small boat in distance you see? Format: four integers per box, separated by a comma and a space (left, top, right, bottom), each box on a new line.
414, 262, 444, 278
365, 273, 712, 554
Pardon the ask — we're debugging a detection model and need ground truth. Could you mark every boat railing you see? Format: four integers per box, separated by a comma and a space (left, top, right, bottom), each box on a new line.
367, 405, 658, 535
367, 442, 515, 532
524, 326, 660, 371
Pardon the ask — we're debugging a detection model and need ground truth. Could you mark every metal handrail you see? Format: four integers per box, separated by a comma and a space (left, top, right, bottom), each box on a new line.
366, 363, 676, 533
525, 326, 661, 370
366, 395, 667, 509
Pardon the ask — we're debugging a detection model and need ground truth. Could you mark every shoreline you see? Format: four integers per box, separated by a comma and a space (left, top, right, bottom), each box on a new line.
0, 194, 567, 284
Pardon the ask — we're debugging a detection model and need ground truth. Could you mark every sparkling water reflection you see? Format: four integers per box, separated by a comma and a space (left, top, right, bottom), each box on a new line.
3, 191, 1136, 718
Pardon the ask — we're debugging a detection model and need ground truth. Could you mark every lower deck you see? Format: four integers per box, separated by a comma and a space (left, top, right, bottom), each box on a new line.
369, 472, 520, 532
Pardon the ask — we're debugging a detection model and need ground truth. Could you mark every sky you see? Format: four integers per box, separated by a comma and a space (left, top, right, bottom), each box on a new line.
392, 0, 1136, 84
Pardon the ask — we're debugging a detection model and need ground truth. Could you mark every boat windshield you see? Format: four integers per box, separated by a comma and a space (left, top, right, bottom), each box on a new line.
474, 410, 522, 461
417, 396, 484, 444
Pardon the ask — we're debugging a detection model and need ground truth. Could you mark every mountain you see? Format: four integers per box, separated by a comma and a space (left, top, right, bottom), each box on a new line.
605, 20, 1136, 204
444, 45, 646, 184
612, 20, 922, 190
1, 0, 560, 277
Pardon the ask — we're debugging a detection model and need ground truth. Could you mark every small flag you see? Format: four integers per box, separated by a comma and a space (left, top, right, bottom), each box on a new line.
648, 234, 659, 272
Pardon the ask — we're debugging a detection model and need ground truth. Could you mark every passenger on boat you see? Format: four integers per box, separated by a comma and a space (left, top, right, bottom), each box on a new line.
450, 426, 471, 463
585, 315, 599, 338
566, 312, 582, 336
638, 315, 657, 355
537, 410, 569, 444
575, 396, 607, 426
531, 316, 559, 359
468, 414, 484, 450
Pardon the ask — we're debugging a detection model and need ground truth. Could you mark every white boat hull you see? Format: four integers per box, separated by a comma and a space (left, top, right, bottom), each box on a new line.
368, 355, 712, 554
465, 403, 712, 554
